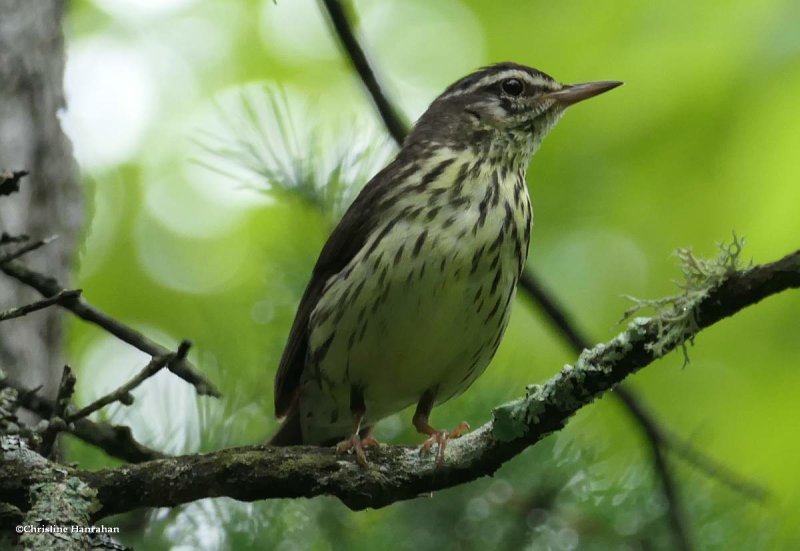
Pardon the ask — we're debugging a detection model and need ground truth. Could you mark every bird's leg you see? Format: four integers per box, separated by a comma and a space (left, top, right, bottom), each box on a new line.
334, 414, 372, 466
335, 386, 380, 466
413, 389, 470, 466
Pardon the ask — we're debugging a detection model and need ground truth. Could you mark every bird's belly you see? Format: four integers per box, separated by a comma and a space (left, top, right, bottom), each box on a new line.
299, 212, 522, 442
351, 263, 515, 418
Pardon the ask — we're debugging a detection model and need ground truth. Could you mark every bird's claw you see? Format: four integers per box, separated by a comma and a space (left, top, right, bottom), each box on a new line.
335, 434, 380, 466
419, 421, 470, 466
449, 421, 471, 439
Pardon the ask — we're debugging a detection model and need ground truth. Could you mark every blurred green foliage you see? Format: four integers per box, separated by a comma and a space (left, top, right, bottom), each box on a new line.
62, 0, 799, 549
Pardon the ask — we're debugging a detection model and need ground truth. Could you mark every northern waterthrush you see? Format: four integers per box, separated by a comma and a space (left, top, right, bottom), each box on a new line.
270, 62, 621, 464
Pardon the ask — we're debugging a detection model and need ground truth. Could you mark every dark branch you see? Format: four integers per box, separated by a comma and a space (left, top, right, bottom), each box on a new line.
0, 260, 220, 398
662, 426, 768, 502
0, 233, 29, 246
0, 234, 58, 264
0, 289, 82, 322
70, 421, 166, 463
68, 341, 192, 422
319, 0, 408, 145
1, 377, 165, 463
613, 388, 691, 550
2, 249, 796, 520
518, 271, 589, 352
38, 365, 77, 457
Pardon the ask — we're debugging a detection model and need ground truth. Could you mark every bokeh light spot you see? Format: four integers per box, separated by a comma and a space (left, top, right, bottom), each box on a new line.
259, 0, 338, 61
134, 211, 249, 295
63, 37, 157, 170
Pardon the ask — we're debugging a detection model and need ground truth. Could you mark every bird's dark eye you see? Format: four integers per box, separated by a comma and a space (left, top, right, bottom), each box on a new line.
501, 78, 524, 96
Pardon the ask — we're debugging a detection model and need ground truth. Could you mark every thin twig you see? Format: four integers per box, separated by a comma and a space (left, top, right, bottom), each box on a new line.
518, 271, 589, 352
662, 427, 769, 502
38, 365, 77, 458
0, 289, 82, 322
68, 341, 192, 423
0, 260, 220, 398
54, 366, 76, 416
0, 233, 29, 246
0, 235, 58, 264
319, 0, 407, 145
613, 387, 691, 550
1, 377, 164, 463
70, 420, 166, 463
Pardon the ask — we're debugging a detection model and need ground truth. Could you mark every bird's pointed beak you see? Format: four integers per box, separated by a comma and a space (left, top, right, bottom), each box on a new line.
542, 80, 623, 106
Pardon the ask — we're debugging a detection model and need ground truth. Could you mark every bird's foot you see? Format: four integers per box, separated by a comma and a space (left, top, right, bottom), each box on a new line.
335, 434, 380, 466
419, 421, 470, 466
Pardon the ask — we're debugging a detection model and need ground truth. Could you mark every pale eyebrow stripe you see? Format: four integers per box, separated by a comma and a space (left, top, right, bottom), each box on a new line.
441, 70, 556, 99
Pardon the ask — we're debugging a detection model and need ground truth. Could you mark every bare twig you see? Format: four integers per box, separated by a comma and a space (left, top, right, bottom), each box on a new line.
0, 260, 220, 398
0, 289, 82, 322
518, 271, 589, 352
70, 420, 166, 463
0, 233, 29, 246
0, 170, 28, 196
2, 247, 797, 520
613, 387, 691, 549
664, 428, 769, 502
68, 341, 192, 422
0, 235, 58, 264
1, 377, 164, 463
319, 0, 407, 145
38, 365, 76, 457
54, 366, 76, 416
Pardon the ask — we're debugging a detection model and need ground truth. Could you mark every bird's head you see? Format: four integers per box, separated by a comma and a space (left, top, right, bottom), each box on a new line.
407, 62, 621, 164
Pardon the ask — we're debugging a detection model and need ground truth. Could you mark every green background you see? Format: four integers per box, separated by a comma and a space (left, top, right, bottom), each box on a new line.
62, 0, 800, 549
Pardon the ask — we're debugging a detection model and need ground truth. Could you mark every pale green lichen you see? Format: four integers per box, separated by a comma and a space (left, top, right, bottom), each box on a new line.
574, 320, 647, 375
491, 316, 656, 442
0, 369, 33, 442
1, 435, 49, 469
1, 435, 100, 549
491, 365, 596, 443
19, 479, 100, 550
621, 234, 747, 363
492, 397, 533, 442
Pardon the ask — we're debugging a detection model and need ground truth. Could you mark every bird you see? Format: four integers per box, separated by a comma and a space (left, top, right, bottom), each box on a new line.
269, 62, 621, 465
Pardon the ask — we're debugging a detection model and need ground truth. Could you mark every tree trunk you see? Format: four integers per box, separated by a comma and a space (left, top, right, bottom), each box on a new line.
0, 0, 81, 399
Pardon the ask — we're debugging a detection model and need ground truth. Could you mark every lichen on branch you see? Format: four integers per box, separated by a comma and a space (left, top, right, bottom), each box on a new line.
622, 234, 747, 360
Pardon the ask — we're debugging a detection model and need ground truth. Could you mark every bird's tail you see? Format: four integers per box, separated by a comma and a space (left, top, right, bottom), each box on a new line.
268, 407, 303, 446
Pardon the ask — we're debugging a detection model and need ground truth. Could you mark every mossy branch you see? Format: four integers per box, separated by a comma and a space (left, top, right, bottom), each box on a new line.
1, 247, 797, 520
621, 234, 748, 361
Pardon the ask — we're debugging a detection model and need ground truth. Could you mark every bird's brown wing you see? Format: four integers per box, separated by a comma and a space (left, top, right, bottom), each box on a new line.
273, 155, 404, 417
